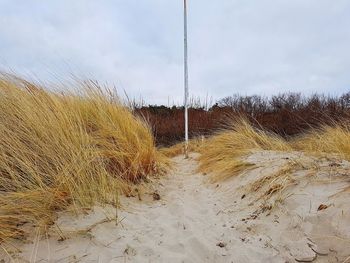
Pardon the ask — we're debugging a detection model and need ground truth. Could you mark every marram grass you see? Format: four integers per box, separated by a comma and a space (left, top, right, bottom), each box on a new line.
198, 118, 291, 182
292, 122, 350, 161
0, 75, 167, 243
159, 137, 204, 158
198, 118, 350, 182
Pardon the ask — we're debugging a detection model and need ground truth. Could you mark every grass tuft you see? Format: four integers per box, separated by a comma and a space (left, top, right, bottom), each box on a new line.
159, 137, 204, 158
293, 122, 350, 160
0, 74, 167, 243
198, 118, 291, 181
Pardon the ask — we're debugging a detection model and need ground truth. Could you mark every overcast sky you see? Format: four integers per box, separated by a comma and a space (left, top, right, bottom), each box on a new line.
0, 0, 349, 104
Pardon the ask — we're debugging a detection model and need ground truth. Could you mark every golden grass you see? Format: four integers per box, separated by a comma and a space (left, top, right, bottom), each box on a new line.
0, 74, 167, 243
250, 163, 297, 204
198, 118, 291, 181
159, 137, 204, 157
292, 123, 350, 161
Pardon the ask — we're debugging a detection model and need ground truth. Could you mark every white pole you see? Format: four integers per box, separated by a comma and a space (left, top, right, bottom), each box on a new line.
184, 0, 189, 158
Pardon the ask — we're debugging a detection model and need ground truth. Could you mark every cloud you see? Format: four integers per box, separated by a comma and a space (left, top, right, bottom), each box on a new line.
0, 0, 349, 104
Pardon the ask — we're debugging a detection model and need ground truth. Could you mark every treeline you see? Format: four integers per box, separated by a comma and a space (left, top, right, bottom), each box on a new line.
134, 92, 350, 146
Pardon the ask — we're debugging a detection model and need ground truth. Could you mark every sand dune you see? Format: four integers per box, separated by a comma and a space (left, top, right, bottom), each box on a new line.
2, 151, 350, 262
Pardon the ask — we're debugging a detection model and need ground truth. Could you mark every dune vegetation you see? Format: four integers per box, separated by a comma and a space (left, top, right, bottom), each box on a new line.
292, 122, 350, 161
136, 92, 350, 146
159, 137, 204, 158
0, 74, 167, 243
198, 118, 291, 181
196, 117, 350, 182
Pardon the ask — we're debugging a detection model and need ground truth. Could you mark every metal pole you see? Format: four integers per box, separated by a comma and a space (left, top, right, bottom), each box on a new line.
184, 0, 189, 158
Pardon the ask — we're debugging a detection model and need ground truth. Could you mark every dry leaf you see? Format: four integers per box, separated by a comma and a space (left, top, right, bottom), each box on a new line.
317, 204, 328, 211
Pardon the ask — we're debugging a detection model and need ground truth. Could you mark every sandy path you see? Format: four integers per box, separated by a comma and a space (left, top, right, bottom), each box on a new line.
9, 154, 267, 262
3, 152, 350, 262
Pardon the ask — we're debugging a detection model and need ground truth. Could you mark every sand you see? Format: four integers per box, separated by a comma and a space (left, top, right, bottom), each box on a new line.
1, 151, 350, 262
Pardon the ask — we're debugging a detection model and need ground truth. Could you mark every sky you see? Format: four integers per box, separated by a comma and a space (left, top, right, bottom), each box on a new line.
0, 0, 350, 105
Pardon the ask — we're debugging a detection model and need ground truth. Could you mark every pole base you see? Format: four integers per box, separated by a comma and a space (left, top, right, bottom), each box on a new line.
184, 142, 189, 159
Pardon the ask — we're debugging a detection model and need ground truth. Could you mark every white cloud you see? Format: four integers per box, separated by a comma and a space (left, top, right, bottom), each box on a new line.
0, 0, 349, 104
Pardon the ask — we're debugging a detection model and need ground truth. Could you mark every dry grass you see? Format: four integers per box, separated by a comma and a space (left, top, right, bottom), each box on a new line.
250, 163, 297, 204
198, 118, 291, 181
293, 123, 350, 161
0, 74, 167, 244
159, 137, 204, 158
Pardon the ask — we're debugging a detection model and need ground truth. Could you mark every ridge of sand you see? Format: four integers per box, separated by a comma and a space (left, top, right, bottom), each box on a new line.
2, 152, 350, 262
